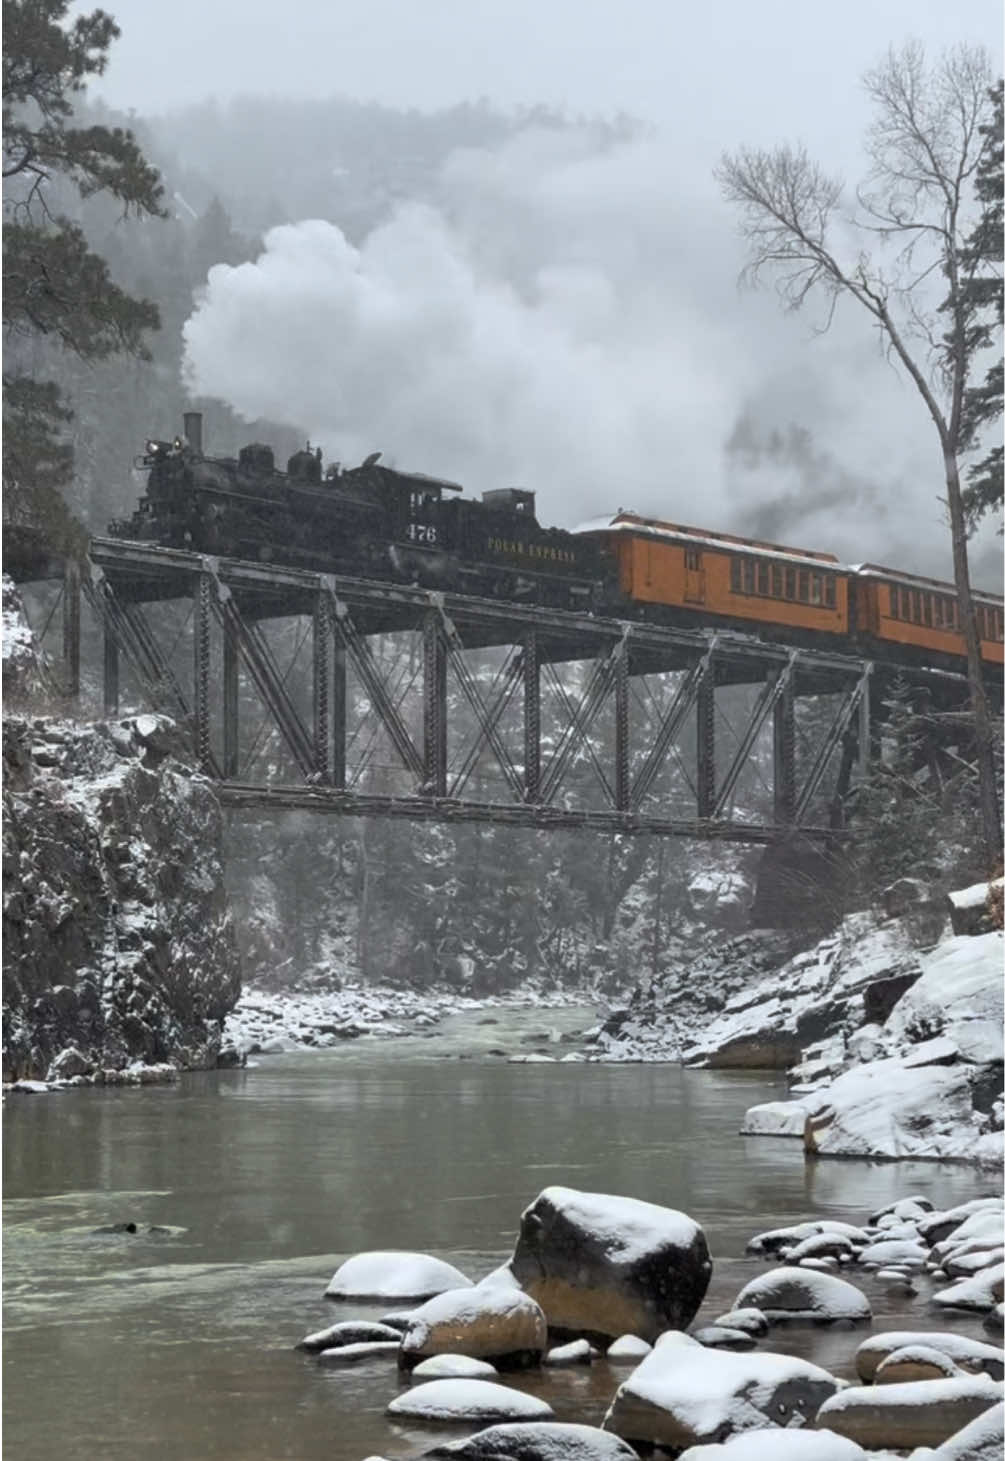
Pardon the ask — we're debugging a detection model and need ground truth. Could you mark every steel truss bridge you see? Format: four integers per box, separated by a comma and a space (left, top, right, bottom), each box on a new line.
38, 538, 974, 842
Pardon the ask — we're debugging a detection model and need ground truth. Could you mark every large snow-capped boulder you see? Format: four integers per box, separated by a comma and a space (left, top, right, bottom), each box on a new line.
510, 1187, 711, 1342
297, 1319, 401, 1351
948, 881, 1002, 937
815, 1375, 1002, 1450
732, 1267, 870, 1323
601, 1331, 839, 1447
933, 1262, 1005, 1314
398, 1285, 547, 1370
885, 932, 1004, 1065
803, 1058, 1001, 1163
428, 1421, 640, 1461
325, 1251, 472, 1301
386, 1378, 553, 1422
3, 713, 241, 1080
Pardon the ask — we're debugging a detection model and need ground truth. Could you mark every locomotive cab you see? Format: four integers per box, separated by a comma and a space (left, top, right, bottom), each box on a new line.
481, 488, 537, 521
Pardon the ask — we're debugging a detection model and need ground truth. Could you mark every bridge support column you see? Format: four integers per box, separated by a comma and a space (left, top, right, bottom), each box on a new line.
103, 621, 119, 717
523, 628, 540, 802
63, 560, 81, 698
194, 571, 213, 772
773, 678, 796, 825
333, 643, 347, 790
223, 620, 240, 778
423, 612, 447, 796
697, 658, 716, 818
615, 641, 630, 812
312, 591, 332, 783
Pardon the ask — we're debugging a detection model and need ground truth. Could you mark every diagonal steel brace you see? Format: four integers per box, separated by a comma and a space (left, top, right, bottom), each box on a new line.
714, 651, 798, 818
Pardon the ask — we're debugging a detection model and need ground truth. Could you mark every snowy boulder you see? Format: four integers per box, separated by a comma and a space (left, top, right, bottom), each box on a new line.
948, 880, 1002, 937
325, 1251, 473, 1301
874, 1344, 965, 1383
543, 1339, 592, 1366
802, 1058, 993, 1162
927, 1400, 1004, 1460
858, 1238, 928, 1268
605, 1334, 652, 1361
733, 1267, 870, 1323
601, 1334, 839, 1448
676, 1433, 869, 1460
316, 1341, 399, 1364
398, 1285, 547, 1371
740, 1101, 809, 1138
424, 1421, 639, 1461
815, 1375, 1002, 1450
919, 1198, 1004, 1247
297, 1319, 401, 1351
386, 1378, 553, 1423
411, 1355, 498, 1379
933, 1262, 1005, 1314
745, 1221, 868, 1255
869, 1194, 934, 1223
856, 1331, 1004, 1383
690, 1327, 756, 1351
785, 1231, 859, 1263
711, 1309, 769, 1338
510, 1186, 712, 1342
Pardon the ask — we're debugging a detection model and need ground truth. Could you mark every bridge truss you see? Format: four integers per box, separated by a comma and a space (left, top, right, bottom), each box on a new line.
36, 538, 970, 842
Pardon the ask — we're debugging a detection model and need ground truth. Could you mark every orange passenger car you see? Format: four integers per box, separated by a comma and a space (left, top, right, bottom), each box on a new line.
578, 513, 1004, 670
580, 512, 849, 641
853, 565, 1004, 668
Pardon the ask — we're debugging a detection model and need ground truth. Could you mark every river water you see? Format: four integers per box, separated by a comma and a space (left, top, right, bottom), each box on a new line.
3, 1006, 996, 1460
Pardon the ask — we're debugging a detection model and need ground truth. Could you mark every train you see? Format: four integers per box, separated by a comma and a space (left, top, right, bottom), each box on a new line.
109, 414, 1004, 675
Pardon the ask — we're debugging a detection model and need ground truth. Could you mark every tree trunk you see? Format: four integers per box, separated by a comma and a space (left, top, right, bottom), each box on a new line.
943, 447, 1003, 867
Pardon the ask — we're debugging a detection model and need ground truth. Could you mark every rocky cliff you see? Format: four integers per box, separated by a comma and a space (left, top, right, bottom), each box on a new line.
3, 710, 242, 1082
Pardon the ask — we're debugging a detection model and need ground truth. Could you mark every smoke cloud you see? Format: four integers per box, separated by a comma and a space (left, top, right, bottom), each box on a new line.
182, 127, 1000, 585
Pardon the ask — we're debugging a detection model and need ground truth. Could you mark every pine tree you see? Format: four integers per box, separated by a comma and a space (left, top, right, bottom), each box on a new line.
958, 80, 1004, 530
2, 0, 166, 558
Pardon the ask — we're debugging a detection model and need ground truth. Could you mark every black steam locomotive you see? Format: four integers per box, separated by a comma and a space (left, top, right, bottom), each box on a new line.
110, 414, 610, 609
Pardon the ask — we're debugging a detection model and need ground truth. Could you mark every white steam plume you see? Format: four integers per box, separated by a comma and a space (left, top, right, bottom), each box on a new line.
182, 127, 997, 582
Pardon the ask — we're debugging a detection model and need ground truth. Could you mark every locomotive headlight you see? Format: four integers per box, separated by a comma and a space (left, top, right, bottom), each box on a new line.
146, 440, 161, 455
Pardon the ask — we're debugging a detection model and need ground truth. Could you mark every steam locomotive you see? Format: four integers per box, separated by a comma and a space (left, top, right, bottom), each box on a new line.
111, 414, 609, 609
110, 414, 1004, 673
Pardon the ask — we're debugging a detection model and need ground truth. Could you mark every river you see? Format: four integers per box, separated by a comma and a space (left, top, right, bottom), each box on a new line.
3, 1006, 996, 1460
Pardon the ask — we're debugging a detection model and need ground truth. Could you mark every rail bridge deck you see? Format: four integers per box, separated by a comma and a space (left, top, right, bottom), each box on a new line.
27, 538, 979, 841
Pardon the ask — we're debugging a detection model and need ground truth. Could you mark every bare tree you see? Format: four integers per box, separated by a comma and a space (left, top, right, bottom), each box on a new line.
717, 41, 1002, 865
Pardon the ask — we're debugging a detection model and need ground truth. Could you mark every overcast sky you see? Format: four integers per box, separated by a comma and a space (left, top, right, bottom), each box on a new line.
96, 0, 1000, 167
93, 0, 1002, 581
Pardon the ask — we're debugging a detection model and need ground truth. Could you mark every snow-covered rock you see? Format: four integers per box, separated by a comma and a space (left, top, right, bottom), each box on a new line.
732, 1267, 870, 1323
676, 1433, 869, 1460
803, 1059, 1002, 1164
605, 1334, 652, 1361
740, 1101, 808, 1138
927, 1400, 1005, 1460
398, 1285, 547, 1370
385, 1377, 553, 1422
543, 1339, 592, 1366
855, 1331, 1005, 1383
430, 1421, 639, 1461
815, 1375, 1002, 1450
885, 932, 1004, 1065
296, 1319, 401, 1351
690, 1326, 756, 1350
874, 1344, 966, 1382
324, 1251, 472, 1301
710, 1308, 769, 1337
316, 1340, 399, 1364
411, 1354, 498, 1378
601, 1333, 839, 1447
509, 1186, 712, 1341
3, 713, 241, 1080
933, 1262, 1005, 1314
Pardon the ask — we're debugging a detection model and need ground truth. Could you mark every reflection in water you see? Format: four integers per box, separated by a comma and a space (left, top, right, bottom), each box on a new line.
3, 1007, 996, 1461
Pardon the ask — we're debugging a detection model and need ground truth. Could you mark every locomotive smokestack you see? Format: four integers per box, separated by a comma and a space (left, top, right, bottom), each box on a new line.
183, 412, 203, 453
